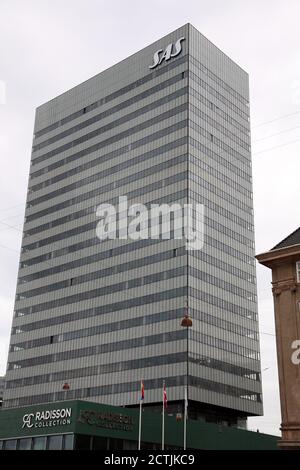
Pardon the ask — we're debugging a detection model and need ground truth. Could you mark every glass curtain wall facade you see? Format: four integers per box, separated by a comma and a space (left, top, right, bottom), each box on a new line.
3, 24, 262, 423
187, 27, 261, 421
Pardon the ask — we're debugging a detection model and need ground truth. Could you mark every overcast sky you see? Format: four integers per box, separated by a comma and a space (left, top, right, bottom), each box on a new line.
1, 0, 299, 436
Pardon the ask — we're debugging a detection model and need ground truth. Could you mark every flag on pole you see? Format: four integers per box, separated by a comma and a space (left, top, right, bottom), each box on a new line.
163, 382, 168, 409
140, 380, 145, 401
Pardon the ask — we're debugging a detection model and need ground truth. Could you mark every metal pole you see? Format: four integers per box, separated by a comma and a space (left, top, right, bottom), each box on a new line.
162, 381, 165, 451
181, 302, 191, 451
186, 324, 188, 450
187, 321, 189, 400
138, 399, 142, 450
183, 385, 187, 450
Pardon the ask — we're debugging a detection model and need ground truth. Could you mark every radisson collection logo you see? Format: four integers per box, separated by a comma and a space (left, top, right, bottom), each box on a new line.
22, 407, 72, 429
149, 37, 185, 69
78, 409, 134, 432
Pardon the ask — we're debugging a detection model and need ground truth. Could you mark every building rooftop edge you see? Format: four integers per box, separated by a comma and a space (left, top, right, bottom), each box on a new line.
271, 227, 300, 251
36, 22, 248, 112
35, 23, 191, 111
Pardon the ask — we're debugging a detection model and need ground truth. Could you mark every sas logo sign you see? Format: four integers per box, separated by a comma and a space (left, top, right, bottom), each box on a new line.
149, 37, 185, 69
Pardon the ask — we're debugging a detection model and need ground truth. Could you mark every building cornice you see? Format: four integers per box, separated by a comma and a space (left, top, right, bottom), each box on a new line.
256, 244, 300, 268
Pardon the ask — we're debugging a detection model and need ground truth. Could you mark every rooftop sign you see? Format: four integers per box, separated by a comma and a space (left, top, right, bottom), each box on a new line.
149, 37, 185, 69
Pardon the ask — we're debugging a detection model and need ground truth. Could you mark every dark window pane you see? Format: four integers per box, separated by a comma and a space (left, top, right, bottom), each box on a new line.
4, 440, 17, 450
47, 435, 63, 450
109, 438, 123, 450
92, 436, 108, 450
75, 434, 91, 450
32, 436, 47, 450
18, 438, 32, 450
63, 434, 74, 450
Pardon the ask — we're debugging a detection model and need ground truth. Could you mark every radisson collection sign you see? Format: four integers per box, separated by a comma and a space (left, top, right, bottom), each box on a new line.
77, 409, 134, 432
149, 37, 185, 69
20, 406, 133, 433
22, 407, 72, 429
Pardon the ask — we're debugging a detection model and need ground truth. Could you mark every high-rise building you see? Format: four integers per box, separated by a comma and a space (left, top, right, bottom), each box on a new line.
4, 24, 263, 426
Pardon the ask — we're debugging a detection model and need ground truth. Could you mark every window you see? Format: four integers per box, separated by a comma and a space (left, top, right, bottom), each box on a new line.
47, 435, 63, 450
297, 262, 300, 283
75, 434, 91, 450
18, 438, 32, 450
4, 439, 17, 450
92, 436, 108, 450
32, 436, 46, 450
63, 434, 74, 450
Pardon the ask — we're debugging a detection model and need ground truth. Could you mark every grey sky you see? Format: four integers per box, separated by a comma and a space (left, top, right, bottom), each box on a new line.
1, 0, 299, 436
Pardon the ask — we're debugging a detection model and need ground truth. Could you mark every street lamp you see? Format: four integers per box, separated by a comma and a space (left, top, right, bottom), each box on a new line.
180, 301, 192, 450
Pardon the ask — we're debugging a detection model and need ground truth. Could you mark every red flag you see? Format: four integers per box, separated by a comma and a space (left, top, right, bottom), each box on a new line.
163, 382, 168, 409
140, 380, 145, 401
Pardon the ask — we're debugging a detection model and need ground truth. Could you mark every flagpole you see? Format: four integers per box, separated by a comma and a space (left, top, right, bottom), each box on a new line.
181, 301, 192, 451
162, 381, 165, 451
183, 385, 187, 450
138, 398, 142, 450
138, 380, 144, 450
